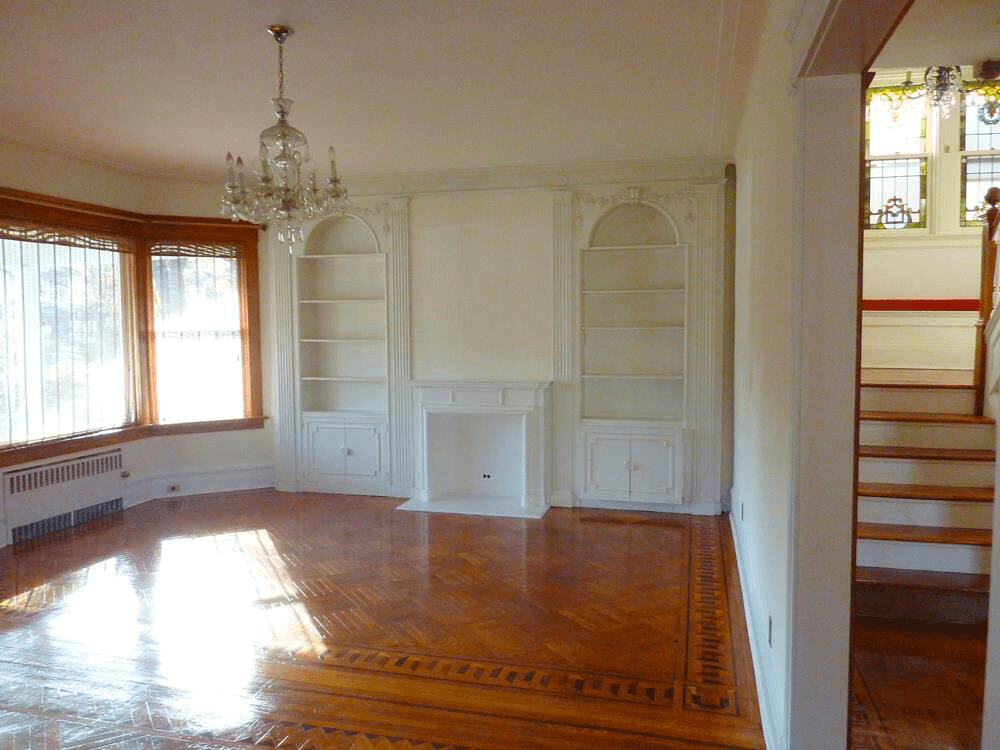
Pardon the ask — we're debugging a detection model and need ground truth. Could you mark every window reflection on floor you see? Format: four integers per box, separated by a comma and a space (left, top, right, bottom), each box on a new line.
1, 528, 326, 733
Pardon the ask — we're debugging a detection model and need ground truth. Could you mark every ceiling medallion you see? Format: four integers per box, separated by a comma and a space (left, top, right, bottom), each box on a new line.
222, 25, 349, 252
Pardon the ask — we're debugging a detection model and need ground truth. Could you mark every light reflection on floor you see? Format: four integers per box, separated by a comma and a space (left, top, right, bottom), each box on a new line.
0, 527, 326, 734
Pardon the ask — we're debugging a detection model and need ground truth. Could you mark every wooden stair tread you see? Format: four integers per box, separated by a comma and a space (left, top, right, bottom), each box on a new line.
857, 482, 994, 502
860, 410, 994, 425
861, 382, 976, 391
856, 522, 993, 546
858, 445, 995, 461
855, 565, 990, 593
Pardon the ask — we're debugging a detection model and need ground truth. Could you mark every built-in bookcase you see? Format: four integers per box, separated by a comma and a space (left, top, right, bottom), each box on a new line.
581, 243, 686, 420
297, 216, 387, 415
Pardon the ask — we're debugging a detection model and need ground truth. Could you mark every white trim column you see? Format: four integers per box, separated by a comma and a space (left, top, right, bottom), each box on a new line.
386, 196, 414, 493
550, 189, 575, 507
786, 73, 861, 749
271, 231, 300, 491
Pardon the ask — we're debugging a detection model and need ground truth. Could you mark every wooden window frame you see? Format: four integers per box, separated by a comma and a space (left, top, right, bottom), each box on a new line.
0, 187, 265, 468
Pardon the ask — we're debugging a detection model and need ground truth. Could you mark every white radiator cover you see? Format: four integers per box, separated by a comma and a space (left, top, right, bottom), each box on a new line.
2, 449, 125, 546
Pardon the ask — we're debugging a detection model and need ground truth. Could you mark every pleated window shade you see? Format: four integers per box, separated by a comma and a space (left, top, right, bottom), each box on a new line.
0, 222, 137, 447
149, 242, 244, 423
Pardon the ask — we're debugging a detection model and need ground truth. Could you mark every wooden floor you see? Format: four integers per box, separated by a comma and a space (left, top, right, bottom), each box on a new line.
851, 618, 987, 749
0, 491, 765, 750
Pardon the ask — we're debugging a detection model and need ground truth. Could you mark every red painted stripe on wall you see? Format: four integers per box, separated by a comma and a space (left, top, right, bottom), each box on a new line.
862, 299, 979, 312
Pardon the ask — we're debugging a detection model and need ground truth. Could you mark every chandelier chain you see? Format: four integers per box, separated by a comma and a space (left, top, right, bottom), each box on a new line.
278, 42, 284, 101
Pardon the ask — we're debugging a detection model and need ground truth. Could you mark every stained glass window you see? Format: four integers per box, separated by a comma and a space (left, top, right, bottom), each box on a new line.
865, 86, 927, 230
960, 84, 1000, 225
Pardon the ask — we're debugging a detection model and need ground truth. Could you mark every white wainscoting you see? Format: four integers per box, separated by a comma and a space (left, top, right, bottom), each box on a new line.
861, 311, 977, 370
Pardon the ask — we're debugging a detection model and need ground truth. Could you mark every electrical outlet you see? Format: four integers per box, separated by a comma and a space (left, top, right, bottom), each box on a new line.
768, 616, 773, 647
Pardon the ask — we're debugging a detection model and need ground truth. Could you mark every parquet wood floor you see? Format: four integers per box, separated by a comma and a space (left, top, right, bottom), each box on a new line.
0, 491, 765, 750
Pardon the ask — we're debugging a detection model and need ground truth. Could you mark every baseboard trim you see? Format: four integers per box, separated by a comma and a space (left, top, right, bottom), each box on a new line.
124, 464, 275, 508
729, 504, 784, 750
547, 490, 574, 508
576, 497, 720, 515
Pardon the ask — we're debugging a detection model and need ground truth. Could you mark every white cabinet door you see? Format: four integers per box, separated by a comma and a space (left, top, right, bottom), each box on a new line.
586, 434, 631, 499
629, 436, 680, 504
308, 422, 347, 475
344, 426, 382, 477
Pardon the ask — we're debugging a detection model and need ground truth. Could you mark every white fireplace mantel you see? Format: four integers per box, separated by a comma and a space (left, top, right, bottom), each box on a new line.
397, 380, 552, 519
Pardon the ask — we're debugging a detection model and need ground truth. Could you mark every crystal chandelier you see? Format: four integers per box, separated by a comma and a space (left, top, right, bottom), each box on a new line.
923, 65, 962, 119
222, 25, 348, 250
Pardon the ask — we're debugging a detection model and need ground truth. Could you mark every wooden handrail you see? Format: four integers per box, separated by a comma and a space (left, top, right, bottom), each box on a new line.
973, 186, 1000, 415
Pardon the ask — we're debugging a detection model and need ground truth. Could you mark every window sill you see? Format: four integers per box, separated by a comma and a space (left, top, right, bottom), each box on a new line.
0, 417, 268, 469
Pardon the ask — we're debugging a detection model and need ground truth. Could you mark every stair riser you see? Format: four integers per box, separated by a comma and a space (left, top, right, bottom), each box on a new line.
858, 498, 994, 528
856, 539, 991, 575
860, 387, 976, 414
859, 421, 995, 450
857, 457, 995, 487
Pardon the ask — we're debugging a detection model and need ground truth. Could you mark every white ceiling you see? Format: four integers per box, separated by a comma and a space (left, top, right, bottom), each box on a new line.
875, 0, 1000, 70
0, 0, 763, 183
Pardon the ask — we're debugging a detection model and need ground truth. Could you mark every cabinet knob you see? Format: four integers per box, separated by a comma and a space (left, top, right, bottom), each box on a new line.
340, 446, 349, 456
624, 459, 631, 469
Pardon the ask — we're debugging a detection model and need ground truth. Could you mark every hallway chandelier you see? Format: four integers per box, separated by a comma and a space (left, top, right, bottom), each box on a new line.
222, 25, 348, 250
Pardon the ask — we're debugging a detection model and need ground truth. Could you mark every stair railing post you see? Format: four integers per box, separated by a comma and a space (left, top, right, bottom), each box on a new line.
973, 186, 1000, 416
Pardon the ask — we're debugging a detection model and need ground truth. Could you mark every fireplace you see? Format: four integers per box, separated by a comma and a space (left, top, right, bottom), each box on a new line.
398, 381, 552, 518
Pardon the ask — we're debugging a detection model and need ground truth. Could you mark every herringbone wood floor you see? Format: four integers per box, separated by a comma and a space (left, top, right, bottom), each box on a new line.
0, 491, 765, 749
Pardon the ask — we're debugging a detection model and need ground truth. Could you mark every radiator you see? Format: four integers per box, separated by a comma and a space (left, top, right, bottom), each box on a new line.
2, 449, 125, 545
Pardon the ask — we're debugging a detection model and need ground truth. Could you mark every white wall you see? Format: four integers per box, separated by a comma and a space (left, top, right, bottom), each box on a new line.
731, 0, 798, 740
0, 140, 274, 493
863, 237, 980, 299
732, 2, 865, 749
409, 191, 554, 381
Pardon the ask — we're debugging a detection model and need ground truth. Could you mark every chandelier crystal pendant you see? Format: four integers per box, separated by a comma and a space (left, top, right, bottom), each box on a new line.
222, 25, 348, 251
923, 65, 963, 119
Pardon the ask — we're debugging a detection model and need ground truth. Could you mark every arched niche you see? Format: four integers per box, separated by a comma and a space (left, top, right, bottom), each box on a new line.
588, 201, 678, 247
305, 214, 379, 256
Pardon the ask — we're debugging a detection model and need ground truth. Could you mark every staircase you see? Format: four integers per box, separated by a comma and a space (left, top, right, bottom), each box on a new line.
855, 372, 993, 622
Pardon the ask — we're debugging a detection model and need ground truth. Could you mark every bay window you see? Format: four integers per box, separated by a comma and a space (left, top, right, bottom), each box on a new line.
0, 188, 263, 462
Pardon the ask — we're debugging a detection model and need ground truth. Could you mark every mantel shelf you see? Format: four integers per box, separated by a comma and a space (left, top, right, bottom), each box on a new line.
299, 253, 383, 259
582, 288, 684, 295
299, 298, 386, 304
584, 244, 685, 251
300, 338, 386, 343
300, 376, 386, 383
583, 325, 683, 331
582, 373, 683, 380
